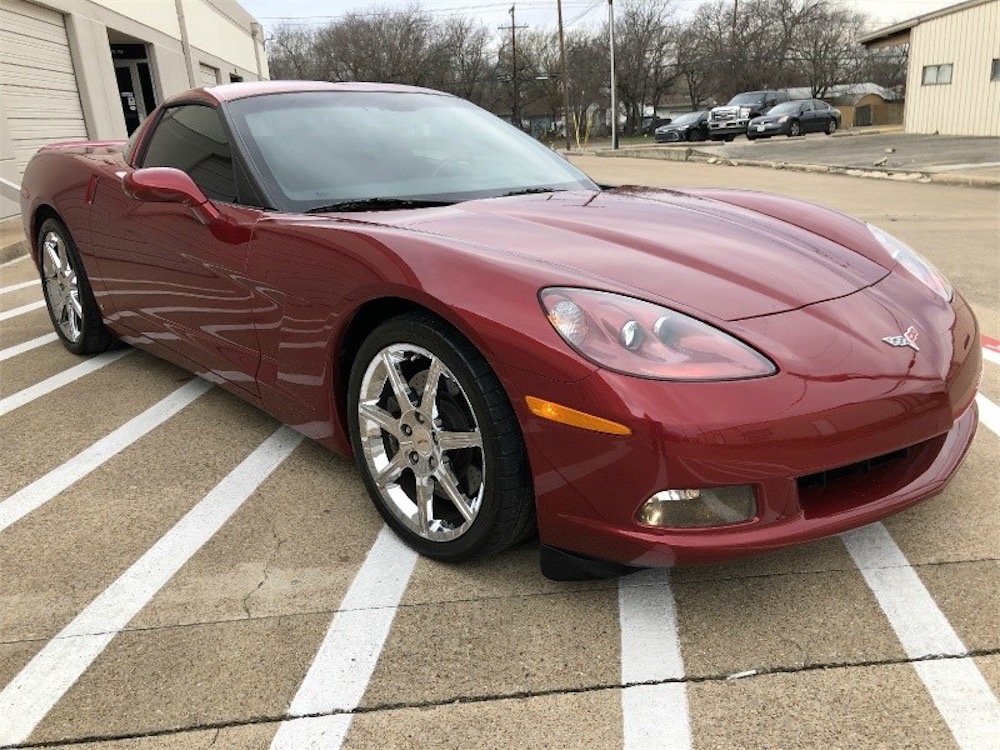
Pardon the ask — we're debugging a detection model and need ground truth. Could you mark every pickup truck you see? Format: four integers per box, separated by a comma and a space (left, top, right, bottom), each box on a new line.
708, 90, 788, 141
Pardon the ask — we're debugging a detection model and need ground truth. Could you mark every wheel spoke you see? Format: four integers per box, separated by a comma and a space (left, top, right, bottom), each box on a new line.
57, 238, 70, 271
415, 475, 434, 533
359, 400, 402, 439
69, 291, 83, 318
438, 429, 482, 452
434, 465, 475, 522
418, 355, 444, 419
43, 242, 61, 277
381, 350, 412, 408
374, 449, 407, 487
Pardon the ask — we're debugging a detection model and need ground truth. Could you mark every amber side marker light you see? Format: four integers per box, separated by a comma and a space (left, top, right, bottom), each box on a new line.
525, 396, 632, 436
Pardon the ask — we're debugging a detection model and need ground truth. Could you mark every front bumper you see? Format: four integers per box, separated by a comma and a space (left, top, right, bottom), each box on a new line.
504, 284, 981, 568
748, 121, 784, 136
708, 120, 748, 137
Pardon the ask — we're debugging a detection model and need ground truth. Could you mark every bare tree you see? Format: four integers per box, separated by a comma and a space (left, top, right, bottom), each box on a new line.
565, 31, 609, 141
608, 0, 679, 135
315, 6, 438, 85
265, 23, 321, 80
432, 17, 494, 105
686, 0, 828, 98
859, 44, 908, 93
792, 2, 869, 96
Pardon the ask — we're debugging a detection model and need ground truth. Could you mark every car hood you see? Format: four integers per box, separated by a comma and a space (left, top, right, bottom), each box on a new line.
354, 189, 889, 321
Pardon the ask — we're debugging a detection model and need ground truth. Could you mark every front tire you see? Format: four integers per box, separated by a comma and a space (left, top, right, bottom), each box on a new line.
37, 217, 115, 354
788, 120, 801, 137
347, 312, 535, 562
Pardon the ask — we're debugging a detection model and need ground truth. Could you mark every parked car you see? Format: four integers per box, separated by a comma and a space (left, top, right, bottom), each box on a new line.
21, 81, 980, 580
747, 99, 842, 140
708, 90, 788, 140
654, 111, 709, 142
641, 116, 671, 135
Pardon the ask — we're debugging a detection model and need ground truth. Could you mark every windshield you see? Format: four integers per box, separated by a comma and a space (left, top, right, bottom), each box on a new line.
728, 92, 766, 105
227, 90, 597, 212
668, 112, 701, 125
765, 101, 800, 115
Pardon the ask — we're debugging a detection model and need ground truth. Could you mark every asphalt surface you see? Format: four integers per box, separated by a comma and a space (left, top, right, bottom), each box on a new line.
0, 159, 998, 749
610, 130, 1000, 184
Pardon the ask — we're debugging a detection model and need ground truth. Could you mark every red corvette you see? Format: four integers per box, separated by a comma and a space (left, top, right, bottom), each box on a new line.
20, 82, 980, 579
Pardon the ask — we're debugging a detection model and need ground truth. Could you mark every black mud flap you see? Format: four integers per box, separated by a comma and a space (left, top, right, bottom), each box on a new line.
539, 545, 644, 581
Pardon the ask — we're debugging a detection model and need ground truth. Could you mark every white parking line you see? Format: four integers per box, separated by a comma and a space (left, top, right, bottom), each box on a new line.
842, 523, 1000, 750
0, 348, 132, 417
0, 299, 45, 321
0, 254, 28, 269
0, 378, 212, 533
618, 570, 692, 750
983, 348, 1000, 367
975, 393, 1000, 438
0, 426, 302, 747
0, 280, 36, 295
0, 332, 58, 362
270, 526, 418, 749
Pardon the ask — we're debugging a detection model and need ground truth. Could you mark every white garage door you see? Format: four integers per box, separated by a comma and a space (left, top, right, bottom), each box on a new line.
0, 0, 88, 178
200, 62, 219, 88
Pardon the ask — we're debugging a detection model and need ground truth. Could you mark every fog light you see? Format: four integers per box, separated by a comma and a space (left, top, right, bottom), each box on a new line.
637, 486, 756, 527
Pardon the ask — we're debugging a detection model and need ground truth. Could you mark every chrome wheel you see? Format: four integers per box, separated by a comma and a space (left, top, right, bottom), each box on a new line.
41, 230, 82, 343
357, 343, 486, 543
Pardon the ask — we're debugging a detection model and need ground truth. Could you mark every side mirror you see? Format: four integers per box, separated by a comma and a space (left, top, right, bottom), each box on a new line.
122, 167, 220, 224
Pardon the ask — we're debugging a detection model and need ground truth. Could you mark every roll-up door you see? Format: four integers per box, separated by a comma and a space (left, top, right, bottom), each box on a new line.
200, 62, 219, 88
0, 0, 88, 178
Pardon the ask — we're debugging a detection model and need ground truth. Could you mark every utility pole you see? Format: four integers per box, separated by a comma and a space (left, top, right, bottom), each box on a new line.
608, 0, 618, 150
499, 6, 528, 130
730, 0, 739, 93
557, 0, 573, 150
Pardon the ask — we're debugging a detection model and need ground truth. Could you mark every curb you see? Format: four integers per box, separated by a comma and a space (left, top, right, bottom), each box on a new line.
585, 147, 1000, 189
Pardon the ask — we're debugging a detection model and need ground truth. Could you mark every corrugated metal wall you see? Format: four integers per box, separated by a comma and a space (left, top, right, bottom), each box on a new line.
904, 0, 1000, 136
0, 0, 88, 177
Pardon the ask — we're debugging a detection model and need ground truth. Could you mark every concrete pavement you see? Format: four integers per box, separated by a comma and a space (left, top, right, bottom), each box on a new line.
1, 161, 998, 749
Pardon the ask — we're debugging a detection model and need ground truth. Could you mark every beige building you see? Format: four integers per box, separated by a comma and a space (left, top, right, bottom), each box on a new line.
861, 0, 1000, 137
0, 0, 269, 220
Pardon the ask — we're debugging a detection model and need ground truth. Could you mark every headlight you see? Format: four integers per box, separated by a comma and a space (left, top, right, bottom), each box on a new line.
540, 288, 776, 381
778, 115, 788, 123
739, 107, 751, 117
868, 224, 953, 302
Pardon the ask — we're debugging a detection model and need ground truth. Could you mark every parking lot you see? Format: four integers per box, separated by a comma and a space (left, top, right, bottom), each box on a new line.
1, 158, 998, 749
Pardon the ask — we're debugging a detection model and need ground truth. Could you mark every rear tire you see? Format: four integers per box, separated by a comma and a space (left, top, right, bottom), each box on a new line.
347, 312, 535, 562
826, 120, 837, 135
37, 217, 115, 355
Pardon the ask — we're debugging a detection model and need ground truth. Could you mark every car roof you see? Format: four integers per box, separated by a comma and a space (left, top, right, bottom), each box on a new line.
162, 80, 451, 107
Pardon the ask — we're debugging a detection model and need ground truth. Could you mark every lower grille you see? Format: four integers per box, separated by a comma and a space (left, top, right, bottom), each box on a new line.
798, 447, 910, 490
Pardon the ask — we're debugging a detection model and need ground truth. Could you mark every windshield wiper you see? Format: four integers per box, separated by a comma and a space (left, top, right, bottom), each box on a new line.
499, 188, 568, 197
306, 197, 453, 213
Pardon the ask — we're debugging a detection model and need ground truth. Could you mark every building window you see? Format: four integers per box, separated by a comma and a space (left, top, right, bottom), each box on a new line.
992, 59, 1000, 81
922, 63, 953, 85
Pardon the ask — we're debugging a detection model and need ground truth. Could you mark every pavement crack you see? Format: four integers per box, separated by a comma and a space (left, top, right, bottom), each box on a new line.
242, 522, 284, 619
12, 649, 999, 749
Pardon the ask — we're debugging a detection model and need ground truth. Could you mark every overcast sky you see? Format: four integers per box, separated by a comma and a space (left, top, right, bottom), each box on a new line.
238, 0, 961, 37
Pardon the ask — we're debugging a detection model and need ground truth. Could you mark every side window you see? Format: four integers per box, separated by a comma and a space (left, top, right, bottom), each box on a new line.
800, 101, 813, 112
141, 104, 237, 202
